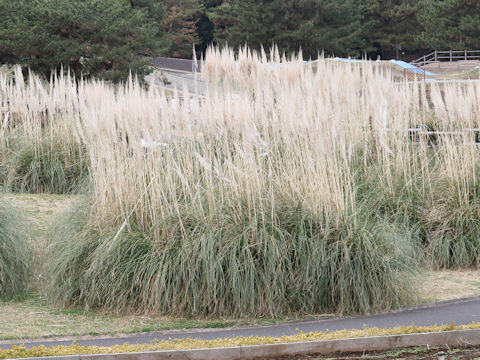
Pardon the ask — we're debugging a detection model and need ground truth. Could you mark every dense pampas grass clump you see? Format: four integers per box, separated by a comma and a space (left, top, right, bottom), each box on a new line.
0, 68, 89, 193
44, 48, 421, 316
4, 46, 480, 316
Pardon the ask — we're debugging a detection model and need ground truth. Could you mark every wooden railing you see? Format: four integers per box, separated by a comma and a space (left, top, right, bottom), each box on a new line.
411, 50, 480, 67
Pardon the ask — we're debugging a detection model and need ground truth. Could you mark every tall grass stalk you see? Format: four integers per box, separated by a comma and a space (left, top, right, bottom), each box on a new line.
47, 49, 423, 316
4, 47, 480, 316
0, 68, 88, 193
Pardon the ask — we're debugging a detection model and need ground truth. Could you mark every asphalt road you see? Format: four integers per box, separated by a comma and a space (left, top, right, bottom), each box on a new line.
2, 296, 480, 349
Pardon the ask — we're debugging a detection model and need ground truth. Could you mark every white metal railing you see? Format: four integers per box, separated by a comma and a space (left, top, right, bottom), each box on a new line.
411, 50, 480, 67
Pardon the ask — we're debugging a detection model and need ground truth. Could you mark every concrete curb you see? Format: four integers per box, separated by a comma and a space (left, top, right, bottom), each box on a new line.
10, 329, 480, 360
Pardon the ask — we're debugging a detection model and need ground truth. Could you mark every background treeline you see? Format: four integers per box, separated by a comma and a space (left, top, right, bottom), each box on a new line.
1, 0, 480, 80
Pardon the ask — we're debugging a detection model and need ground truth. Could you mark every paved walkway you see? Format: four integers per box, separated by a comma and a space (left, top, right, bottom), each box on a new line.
145, 70, 206, 95
2, 296, 480, 349
161, 71, 206, 95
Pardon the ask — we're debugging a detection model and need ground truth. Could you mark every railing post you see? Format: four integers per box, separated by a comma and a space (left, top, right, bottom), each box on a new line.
434, 51, 437, 62
465, 50, 468, 60
450, 50, 453, 62
423, 55, 426, 66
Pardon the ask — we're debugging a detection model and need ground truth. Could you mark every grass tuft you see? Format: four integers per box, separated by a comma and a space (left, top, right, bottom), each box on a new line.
1, 137, 89, 194
424, 200, 480, 269
0, 197, 30, 299
46, 199, 417, 316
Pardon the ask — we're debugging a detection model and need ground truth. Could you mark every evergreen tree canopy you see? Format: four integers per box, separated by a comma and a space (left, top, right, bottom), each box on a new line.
209, 0, 363, 59
0, 0, 167, 82
163, 0, 203, 58
359, 0, 423, 59
419, 0, 480, 50
3, 0, 480, 76
195, 0, 223, 55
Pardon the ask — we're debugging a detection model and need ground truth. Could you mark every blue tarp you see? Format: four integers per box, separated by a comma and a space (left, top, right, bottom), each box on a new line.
264, 58, 437, 77
390, 60, 436, 76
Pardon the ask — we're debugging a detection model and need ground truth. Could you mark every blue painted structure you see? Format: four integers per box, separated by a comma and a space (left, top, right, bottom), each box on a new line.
329, 57, 437, 77
389, 60, 436, 76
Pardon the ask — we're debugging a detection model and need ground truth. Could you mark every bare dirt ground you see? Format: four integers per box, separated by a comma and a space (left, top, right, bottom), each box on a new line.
265, 345, 480, 359
421, 270, 480, 302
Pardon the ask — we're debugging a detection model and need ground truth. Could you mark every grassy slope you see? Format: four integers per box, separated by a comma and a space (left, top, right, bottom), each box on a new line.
0, 194, 479, 341
2, 194, 74, 290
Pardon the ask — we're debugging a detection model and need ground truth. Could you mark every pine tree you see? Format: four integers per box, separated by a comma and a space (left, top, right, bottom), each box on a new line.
359, 0, 423, 59
0, 0, 167, 82
195, 0, 223, 55
163, 0, 204, 58
208, 0, 363, 59
419, 0, 480, 50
